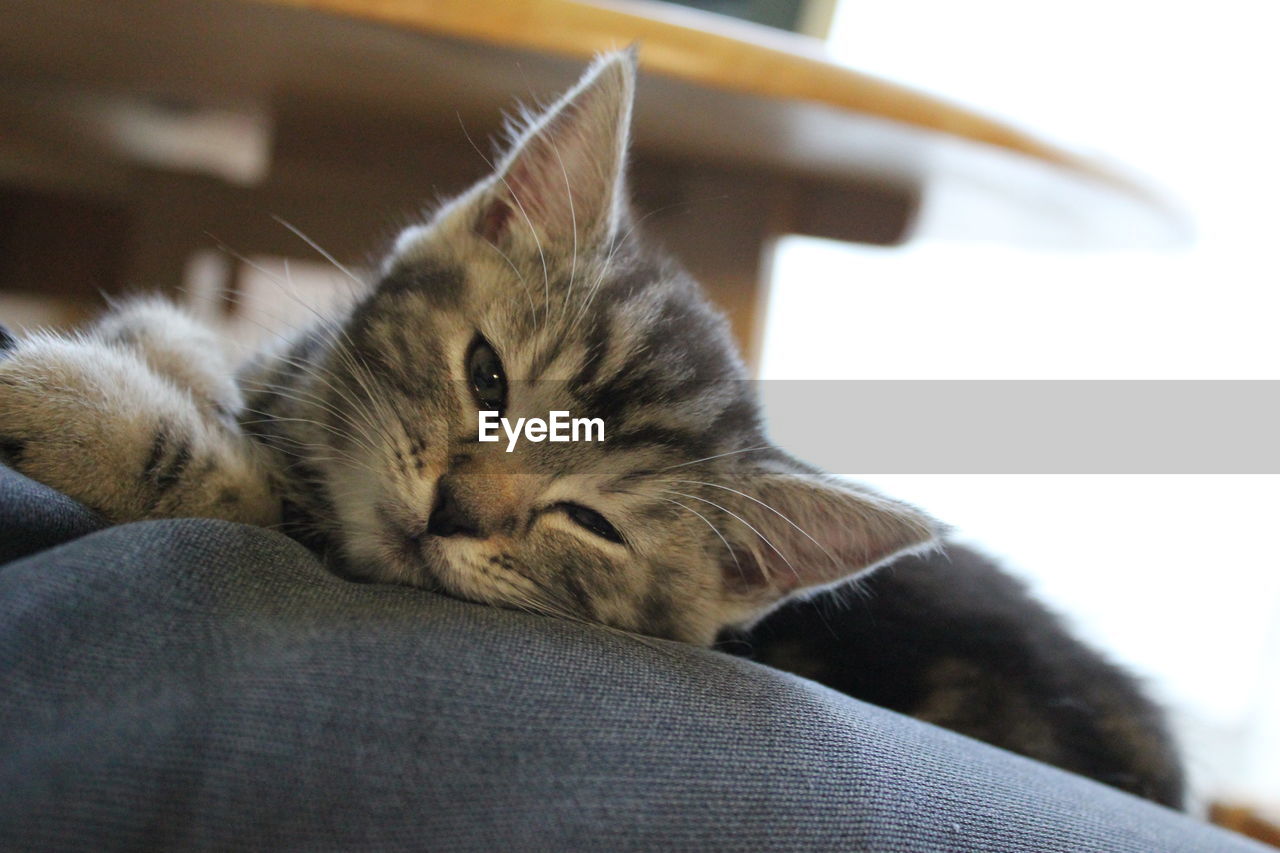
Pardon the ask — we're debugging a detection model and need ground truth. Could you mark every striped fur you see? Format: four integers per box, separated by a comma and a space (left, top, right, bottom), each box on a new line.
236, 52, 940, 644
0, 300, 278, 526
0, 54, 1184, 805
0, 52, 938, 645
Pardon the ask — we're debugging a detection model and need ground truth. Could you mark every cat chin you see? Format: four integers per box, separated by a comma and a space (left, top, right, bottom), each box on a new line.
330, 525, 433, 589
349, 524, 489, 607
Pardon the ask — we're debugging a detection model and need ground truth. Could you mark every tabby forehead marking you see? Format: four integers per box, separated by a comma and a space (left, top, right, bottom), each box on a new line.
230, 50, 939, 645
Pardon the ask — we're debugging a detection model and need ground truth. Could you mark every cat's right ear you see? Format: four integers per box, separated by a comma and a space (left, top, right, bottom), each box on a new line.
473, 49, 636, 251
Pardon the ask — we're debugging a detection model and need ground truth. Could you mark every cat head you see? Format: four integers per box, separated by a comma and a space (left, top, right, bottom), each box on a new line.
306, 51, 940, 645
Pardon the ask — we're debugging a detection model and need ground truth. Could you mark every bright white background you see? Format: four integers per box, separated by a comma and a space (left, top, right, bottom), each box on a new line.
761, 0, 1280, 808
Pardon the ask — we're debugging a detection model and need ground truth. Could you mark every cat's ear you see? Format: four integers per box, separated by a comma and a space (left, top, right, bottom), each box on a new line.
716, 464, 942, 601
475, 50, 635, 249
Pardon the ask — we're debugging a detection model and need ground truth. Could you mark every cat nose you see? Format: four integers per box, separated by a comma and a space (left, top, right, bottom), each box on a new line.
426, 481, 482, 538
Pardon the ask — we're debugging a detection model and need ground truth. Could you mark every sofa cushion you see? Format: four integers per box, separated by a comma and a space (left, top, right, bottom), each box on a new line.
0, 465, 1267, 852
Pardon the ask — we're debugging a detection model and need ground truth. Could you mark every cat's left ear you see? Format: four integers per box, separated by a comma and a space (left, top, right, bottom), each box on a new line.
717, 463, 944, 602
475, 49, 635, 249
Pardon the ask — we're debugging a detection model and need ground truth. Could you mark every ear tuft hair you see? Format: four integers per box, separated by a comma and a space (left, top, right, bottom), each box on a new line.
476, 50, 637, 248
716, 463, 943, 601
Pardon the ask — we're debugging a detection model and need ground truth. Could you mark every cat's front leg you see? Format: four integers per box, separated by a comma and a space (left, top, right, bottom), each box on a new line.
0, 330, 280, 527
91, 298, 247, 428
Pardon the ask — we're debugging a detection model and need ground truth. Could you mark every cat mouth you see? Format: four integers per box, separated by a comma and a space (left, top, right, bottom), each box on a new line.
386, 531, 479, 603
373, 510, 499, 605
391, 531, 446, 585
386, 534, 505, 608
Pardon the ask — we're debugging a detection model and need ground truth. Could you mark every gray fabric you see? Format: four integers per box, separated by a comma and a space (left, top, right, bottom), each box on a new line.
0, 465, 1267, 851
0, 462, 104, 564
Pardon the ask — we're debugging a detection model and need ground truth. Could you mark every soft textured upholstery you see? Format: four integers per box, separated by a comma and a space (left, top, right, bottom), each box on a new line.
0, 465, 1267, 851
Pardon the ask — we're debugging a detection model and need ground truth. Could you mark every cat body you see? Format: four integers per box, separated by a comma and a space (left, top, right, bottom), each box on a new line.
732, 543, 1185, 808
0, 52, 1183, 806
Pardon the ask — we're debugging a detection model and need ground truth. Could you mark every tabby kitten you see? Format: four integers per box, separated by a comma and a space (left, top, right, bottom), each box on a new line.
0, 52, 938, 645
0, 52, 1182, 805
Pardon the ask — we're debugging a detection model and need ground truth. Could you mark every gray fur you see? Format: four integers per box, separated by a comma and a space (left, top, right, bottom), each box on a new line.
0, 52, 937, 645
237, 52, 940, 644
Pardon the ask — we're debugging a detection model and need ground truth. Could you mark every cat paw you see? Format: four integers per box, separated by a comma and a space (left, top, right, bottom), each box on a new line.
92, 298, 245, 426
0, 333, 279, 526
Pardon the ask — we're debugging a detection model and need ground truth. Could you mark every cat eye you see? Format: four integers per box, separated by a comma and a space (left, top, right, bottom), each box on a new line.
466, 336, 507, 413
558, 502, 625, 545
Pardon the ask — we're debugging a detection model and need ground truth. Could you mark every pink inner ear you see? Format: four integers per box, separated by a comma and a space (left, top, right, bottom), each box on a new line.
720, 546, 770, 594
715, 476, 941, 599
489, 95, 615, 244
506, 128, 577, 225
477, 198, 514, 243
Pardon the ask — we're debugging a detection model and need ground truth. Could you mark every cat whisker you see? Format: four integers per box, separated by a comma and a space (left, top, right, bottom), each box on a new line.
656, 445, 772, 472
277, 255, 366, 342
545, 128, 578, 328
240, 379, 383, 453
177, 247, 396, 456
267, 280, 438, 456
225, 257, 400, 452
658, 488, 801, 582
536, 602, 685, 659
563, 201, 680, 339
286, 346, 400, 450
216, 278, 394, 446
204, 232, 357, 319
672, 479, 842, 572
480, 237, 539, 329
484, 560, 684, 659
250, 342, 392, 459
239, 409, 378, 465
651, 495, 744, 582
256, 443, 380, 484
271, 215, 364, 288
244, 350, 389, 455
457, 113, 550, 333
237, 416, 360, 459
203, 234, 369, 407
253, 327, 400, 453
238, 415, 375, 471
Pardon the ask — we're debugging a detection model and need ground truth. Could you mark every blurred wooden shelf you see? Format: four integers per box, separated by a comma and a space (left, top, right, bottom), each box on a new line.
253, 0, 1190, 249
261, 0, 1090, 168
1211, 803, 1280, 849
0, 0, 1187, 247
0, 0, 1189, 363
